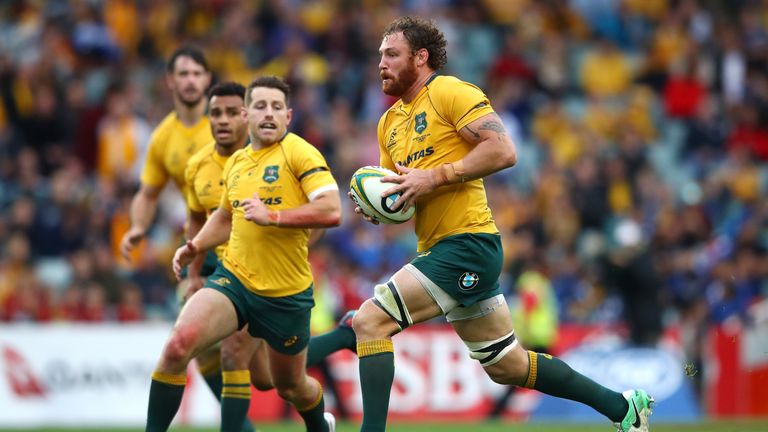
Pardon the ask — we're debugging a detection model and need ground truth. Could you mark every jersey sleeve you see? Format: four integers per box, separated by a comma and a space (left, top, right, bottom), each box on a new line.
184, 160, 204, 213
291, 142, 338, 201
139, 129, 169, 188
377, 114, 397, 170
434, 79, 495, 132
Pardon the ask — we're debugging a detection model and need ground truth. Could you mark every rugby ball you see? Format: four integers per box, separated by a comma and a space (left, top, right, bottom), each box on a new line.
349, 166, 415, 224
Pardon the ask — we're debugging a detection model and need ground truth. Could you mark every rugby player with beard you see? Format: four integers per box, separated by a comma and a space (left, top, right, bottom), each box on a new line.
349, 17, 654, 432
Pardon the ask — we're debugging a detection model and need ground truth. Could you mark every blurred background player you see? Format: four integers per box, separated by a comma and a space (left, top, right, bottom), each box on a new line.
488, 254, 558, 418
117, 47, 253, 432
168, 76, 342, 432
349, 16, 653, 432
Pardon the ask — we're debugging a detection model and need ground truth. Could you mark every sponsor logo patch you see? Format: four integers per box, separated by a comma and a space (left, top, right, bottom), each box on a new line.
458, 272, 479, 290
284, 335, 299, 347
263, 165, 279, 183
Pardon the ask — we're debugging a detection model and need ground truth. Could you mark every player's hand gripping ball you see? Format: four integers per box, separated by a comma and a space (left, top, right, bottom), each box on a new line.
350, 166, 415, 224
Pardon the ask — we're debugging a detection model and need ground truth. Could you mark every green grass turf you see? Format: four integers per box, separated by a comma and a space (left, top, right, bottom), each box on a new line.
2, 420, 768, 432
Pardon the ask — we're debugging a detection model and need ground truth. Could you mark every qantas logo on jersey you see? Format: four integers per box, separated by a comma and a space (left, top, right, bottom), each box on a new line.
397, 146, 434, 166
261, 197, 282, 205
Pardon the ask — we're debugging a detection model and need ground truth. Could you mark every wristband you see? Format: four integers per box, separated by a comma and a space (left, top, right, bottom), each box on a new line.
267, 210, 281, 226
432, 161, 467, 186
430, 167, 444, 187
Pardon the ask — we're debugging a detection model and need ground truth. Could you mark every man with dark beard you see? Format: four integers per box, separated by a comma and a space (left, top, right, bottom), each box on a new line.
120, 46, 213, 260
348, 16, 653, 432
119, 48, 254, 432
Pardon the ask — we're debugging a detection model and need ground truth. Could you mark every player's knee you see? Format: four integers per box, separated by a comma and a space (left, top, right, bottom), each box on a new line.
462, 330, 529, 385
351, 300, 395, 339
162, 327, 199, 366
220, 352, 245, 371
350, 307, 368, 336
220, 340, 249, 371
484, 344, 530, 385
251, 373, 273, 392
274, 380, 302, 403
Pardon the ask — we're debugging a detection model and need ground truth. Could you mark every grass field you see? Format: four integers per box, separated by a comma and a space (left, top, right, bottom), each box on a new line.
3, 420, 768, 432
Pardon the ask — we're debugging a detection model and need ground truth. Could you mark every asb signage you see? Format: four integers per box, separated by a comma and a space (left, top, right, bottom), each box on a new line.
531, 343, 700, 421
0, 323, 703, 426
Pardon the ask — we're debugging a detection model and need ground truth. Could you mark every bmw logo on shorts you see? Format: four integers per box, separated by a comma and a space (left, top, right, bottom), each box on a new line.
458, 272, 479, 290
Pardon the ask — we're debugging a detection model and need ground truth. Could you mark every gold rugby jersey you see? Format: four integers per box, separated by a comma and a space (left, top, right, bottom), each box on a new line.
185, 142, 231, 258
140, 112, 212, 198
377, 75, 498, 251
219, 133, 337, 297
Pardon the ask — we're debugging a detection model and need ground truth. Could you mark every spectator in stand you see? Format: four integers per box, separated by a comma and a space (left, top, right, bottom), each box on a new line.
683, 96, 727, 175
717, 26, 747, 107
2, 276, 52, 322
602, 218, 663, 346
580, 38, 633, 98
116, 282, 145, 322
0, 74, 71, 175
487, 29, 535, 89
489, 256, 559, 418
0, 232, 35, 315
80, 282, 107, 322
570, 156, 609, 231
55, 284, 83, 321
663, 58, 706, 118
727, 103, 768, 161
96, 80, 151, 184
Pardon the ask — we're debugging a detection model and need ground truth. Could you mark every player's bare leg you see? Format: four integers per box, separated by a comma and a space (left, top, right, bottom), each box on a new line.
146, 288, 239, 432
351, 269, 442, 432
268, 347, 330, 431
177, 277, 232, 424
452, 307, 651, 431
219, 328, 262, 432
247, 338, 273, 391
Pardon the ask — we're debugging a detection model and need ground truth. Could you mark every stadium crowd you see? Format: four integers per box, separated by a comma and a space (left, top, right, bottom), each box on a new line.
0, 0, 766, 386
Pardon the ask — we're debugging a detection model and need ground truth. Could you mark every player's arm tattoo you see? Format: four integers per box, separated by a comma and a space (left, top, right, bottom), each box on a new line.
461, 113, 507, 143
478, 118, 506, 134
464, 125, 481, 140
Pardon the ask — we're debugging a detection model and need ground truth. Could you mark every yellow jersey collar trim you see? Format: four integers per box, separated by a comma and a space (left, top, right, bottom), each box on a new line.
399, 74, 438, 114
246, 139, 281, 157
211, 149, 229, 166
